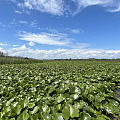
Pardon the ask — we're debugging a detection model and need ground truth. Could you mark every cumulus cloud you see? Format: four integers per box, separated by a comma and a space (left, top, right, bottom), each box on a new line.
7, 45, 28, 57
18, 32, 72, 46
6, 45, 120, 59
14, 0, 120, 15
18, 31, 90, 49
11, 44, 27, 52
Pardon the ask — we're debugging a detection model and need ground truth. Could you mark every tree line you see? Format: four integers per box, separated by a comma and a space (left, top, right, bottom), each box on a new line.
0, 51, 8, 57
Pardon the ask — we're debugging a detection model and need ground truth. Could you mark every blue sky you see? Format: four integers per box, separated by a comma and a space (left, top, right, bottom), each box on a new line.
0, 0, 120, 59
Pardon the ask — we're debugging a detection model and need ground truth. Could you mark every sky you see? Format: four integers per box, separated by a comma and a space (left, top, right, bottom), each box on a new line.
0, 0, 120, 59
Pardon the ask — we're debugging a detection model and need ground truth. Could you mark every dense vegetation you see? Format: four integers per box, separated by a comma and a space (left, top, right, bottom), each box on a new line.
0, 51, 43, 64
0, 57, 43, 64
0, 61, 120, 120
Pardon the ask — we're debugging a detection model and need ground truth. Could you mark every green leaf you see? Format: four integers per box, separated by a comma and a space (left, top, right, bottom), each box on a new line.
31, 106, 39, 114
6, 98, 15, 106
29, 114, 39, 120
95, 116, 106, 120
42, 104, 50, 113
109, 99, 119, 107
9, 118, 15, 120
62, 105, 70, 120
17, 110, 29, 120
94, 115, 111, 120
79, 100, 88, 108
28, 103, 35, 108
16, 105, 22, 115
88, 94, 94, 102
56, 104, 62, 112
84, 106, 98, 115
56, 94, 65, 103
23, 98, 29, 108
104, 102, 119, 114
72, 94, 79, 100
82, 90, 89, 98
79, 112, 91, 120
52, 113, 64, 120
41, 113, 52, 120
69, 105, 79, 118
0, 112, 4, 120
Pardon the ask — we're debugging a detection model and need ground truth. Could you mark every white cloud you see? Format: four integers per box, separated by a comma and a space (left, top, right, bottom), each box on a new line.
0, 47, 7, 54
18, 32, 71, 46
70, 43, 89, 49
0, 43, 8, 46
0, 47, 4, 51
18, 31, 89, 49
18, 0, 64, 15
13, 45, 19, 47
11, 44, 27, 52
30, 21, 37, 27
28, 41, 35, 46
75, 0, 113, 7
71, 29, 81, 34
15, 0, 120, 15
72, 0, 120, 14
19, 20, 28, 24
110, 7, 120, 12
108, 2, 120, 12
6, 45, 120, 59
7, 45, 28, 57
15, 10, 22, 14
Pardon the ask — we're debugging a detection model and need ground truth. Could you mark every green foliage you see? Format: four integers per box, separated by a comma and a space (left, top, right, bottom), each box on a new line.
0, 57, 43, 64
0, 61, 120, 119
17, 110, 29, 120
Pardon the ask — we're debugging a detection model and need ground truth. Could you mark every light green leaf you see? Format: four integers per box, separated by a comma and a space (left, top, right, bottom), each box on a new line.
28, 103, 35, 108
17, 110, 29, 120
79, 112, 91, 120
53, 113, 64, 120
69, 105, 79, 118
62, 105, 70, 120
31, 106, 39, 114
41, 113, 52, 120
16, 105, 22, 115
56, 94, 65, 103
42, 104, 50, 113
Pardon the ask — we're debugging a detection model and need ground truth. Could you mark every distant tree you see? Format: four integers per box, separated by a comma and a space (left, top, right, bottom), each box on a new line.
89, 58, 96, 60
24, 57, 29, 59
0, 51, 4, 56
0, 51, 8, 57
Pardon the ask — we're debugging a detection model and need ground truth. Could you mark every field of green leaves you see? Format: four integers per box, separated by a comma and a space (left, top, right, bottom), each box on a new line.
0, 61, 120, 120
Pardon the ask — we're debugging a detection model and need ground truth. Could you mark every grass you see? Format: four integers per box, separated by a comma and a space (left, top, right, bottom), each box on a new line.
0, 56, 43, 64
